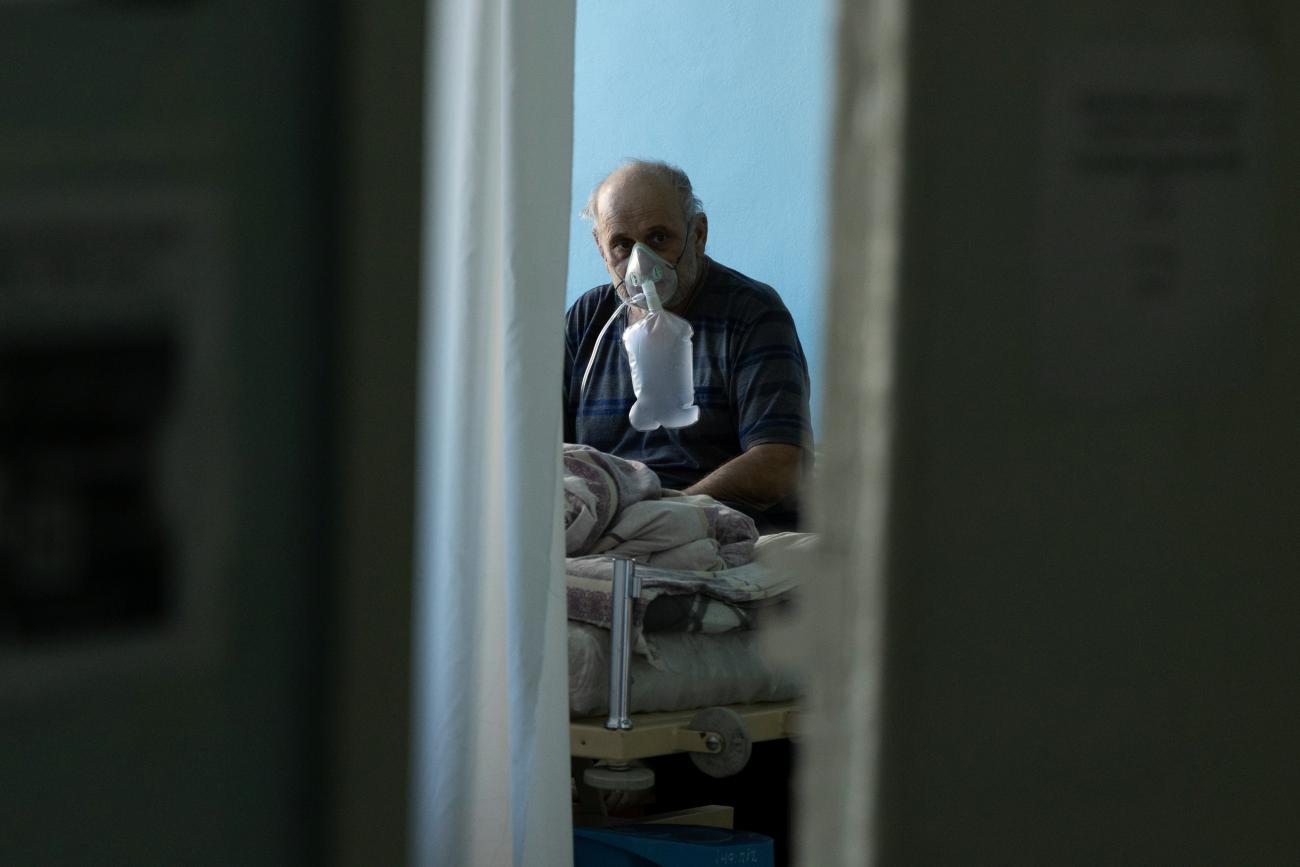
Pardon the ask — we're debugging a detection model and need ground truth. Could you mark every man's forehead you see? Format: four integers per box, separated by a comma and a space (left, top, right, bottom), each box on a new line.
596, 172, 681, 231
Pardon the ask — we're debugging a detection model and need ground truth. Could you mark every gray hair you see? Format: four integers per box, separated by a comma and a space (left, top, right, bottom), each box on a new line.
580, 159, 705, 227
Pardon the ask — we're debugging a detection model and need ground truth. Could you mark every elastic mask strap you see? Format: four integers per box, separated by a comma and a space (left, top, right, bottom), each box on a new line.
672, 215, 695, 268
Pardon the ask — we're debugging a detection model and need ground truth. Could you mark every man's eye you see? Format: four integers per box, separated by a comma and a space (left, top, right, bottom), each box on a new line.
650, 232, 667, 245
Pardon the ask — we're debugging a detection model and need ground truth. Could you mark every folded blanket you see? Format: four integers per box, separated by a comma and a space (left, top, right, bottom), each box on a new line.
562, 444, 819, 663
563, 444, 662, 555
563, 444, 757, 571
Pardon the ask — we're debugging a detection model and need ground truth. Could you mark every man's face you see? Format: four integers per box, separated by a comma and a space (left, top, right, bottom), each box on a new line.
592, 171, 707, 307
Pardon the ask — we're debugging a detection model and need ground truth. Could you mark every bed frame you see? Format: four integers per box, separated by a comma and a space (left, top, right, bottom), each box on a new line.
570, 557, 800, 797
570, 701, 799, 765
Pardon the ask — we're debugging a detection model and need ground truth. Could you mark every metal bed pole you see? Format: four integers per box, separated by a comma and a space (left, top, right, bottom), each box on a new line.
605, 556, 640, 731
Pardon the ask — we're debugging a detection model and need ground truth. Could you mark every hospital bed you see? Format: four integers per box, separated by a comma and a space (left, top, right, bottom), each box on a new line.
569, 556, 802, 813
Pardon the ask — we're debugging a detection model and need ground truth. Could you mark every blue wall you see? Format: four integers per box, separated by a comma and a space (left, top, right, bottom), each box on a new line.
567, 0, 834, 429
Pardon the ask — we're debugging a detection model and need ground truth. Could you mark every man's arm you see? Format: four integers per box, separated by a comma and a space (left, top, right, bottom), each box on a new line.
683, 442, 802, 511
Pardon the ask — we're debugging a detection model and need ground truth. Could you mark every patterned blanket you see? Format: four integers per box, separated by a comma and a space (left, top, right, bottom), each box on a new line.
563, 444, 811, 662
563, 444, 756, 569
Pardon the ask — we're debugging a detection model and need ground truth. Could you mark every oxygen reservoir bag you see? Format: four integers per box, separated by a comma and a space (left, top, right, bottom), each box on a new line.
621, 243, 699, 431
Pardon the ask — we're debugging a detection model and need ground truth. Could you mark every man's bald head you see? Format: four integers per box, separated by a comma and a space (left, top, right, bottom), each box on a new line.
581, 159, 704, 230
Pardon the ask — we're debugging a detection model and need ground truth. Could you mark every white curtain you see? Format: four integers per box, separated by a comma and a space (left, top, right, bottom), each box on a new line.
795, 0, 908, 864
410, 0, 575, 865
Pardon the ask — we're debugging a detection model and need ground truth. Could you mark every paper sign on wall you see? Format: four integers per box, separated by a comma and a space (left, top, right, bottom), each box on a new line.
0, 189, 228, 696
1037, 44, 1270, 406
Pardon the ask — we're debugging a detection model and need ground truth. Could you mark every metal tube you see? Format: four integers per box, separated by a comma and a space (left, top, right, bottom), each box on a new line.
605, 557, 639, 731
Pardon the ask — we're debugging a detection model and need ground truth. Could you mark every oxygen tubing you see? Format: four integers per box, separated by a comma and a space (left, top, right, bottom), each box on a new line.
578, 292, 645, 410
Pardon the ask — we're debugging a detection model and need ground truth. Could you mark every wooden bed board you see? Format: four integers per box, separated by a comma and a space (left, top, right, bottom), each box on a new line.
570, 700, 800, 762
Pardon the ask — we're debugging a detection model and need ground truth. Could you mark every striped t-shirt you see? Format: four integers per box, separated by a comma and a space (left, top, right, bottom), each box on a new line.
563, 257, 811, 496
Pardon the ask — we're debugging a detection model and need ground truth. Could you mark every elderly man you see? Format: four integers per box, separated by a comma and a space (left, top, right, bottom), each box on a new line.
563, 159, 811, 530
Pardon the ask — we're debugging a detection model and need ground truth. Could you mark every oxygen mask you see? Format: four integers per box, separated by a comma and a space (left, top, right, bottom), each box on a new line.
621, 242, 679, 310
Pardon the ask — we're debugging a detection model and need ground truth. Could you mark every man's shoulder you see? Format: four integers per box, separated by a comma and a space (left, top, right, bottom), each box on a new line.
566, 283, 617, 326
697, 259, 793, 326
702, 259, 788, 311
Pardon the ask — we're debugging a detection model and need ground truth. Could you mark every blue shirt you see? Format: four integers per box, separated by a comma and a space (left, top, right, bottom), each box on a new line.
563, 257, 812, 499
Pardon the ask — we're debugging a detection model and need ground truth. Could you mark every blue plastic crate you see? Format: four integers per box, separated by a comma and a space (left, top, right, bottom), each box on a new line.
574, 824, 773, 866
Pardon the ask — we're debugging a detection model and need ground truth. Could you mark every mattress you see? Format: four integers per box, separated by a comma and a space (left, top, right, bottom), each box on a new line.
568, 621, 800, 718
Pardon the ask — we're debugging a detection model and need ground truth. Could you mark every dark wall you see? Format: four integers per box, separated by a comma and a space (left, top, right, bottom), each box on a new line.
0, 4, 338, 864
877, 2, 1300, 864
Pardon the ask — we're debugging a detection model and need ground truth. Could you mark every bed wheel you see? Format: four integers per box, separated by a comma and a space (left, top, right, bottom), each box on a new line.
686, 707, 752, 778
583, 761, 656, 792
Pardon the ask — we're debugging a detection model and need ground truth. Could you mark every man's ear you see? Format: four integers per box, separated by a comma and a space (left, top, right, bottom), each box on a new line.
591, 226, 604, 259
692, 213, 709, 255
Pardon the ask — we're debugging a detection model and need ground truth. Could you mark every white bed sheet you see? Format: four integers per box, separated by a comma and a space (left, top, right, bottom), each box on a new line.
568, 621, 800, 717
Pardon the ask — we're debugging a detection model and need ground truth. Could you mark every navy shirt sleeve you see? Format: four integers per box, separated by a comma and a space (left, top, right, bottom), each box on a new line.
729, 302, 812, 452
